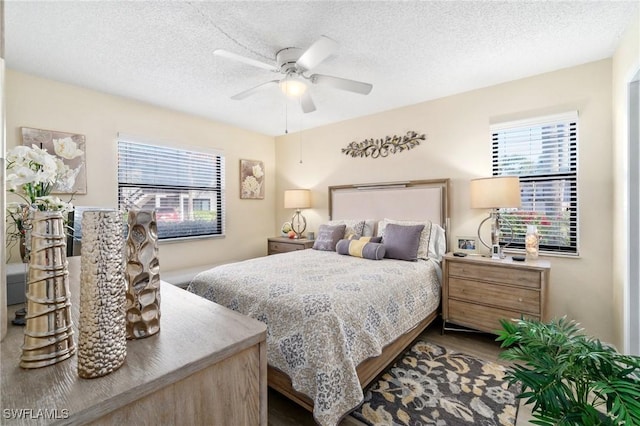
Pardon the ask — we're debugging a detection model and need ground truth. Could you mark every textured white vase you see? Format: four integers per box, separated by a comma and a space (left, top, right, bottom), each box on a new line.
77, 210, 127, 379
125, 209, 161, 339
20, 211, 76, 368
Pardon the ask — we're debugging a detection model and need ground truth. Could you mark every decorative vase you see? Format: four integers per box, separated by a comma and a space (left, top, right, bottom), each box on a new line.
525, 225, 540, 260
20, 210, 76, 369
125, 209, 161, 339
77, 210, 127, 379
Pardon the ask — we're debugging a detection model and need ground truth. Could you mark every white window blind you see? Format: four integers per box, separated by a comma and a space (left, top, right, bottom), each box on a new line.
117, 135, 225, 240
491, 111, 578, 254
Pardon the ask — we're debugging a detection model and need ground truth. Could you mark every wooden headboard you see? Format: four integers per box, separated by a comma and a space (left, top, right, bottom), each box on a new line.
328, 179, 450, 234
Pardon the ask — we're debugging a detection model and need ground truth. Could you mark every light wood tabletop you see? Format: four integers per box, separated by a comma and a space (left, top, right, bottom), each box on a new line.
1, 256, 267, 425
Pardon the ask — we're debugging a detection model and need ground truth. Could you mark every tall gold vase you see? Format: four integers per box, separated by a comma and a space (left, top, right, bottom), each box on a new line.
20, 211, 76, 369
77, 210, 127, 379
125, 209, 161, 339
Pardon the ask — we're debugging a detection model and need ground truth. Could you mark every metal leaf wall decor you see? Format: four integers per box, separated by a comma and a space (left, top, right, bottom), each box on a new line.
342, 131, 426, 158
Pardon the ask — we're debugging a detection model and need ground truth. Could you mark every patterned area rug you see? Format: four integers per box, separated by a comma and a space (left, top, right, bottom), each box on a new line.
351, 340, 519, 426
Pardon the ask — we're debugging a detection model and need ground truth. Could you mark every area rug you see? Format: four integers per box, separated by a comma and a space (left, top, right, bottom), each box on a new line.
351, 340, 520, 426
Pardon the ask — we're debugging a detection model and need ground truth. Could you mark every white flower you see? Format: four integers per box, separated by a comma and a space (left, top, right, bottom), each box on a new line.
242, 175, 262, 197
28, 145, 58, 176
6, 145, 31, 162
6, 165, 37, 190
53, 137, 83, 159
52, 158, 81, 192
34, 196, 74, 214
252, 164, 264, 179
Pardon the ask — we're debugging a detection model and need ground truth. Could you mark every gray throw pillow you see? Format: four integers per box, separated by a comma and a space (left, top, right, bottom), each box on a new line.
382, 223, 425, 261
312, 224, 347, 251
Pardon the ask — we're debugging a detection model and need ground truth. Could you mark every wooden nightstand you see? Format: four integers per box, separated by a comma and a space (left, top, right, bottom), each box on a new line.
267, 237, 314, 255
442, 253, 551, 334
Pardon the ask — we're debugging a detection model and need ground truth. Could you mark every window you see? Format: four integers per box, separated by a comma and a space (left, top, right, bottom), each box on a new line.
491, 112, 578, 254
117, 135, 225, 240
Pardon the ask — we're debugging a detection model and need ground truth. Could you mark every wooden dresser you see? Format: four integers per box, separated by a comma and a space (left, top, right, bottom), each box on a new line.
267, 237, 314, 255
1, 257, 267, 425
442, 253, 551, 334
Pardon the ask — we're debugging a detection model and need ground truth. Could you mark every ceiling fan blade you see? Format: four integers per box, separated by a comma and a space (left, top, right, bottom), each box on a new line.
214, 49, 278, 72
296, 36, 338, 71
310, 74, 373, 95
300, 91, 316, 113
230, 80, 279, 100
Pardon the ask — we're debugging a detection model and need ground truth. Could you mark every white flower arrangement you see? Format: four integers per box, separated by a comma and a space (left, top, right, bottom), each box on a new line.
5, 143, 79, 211
5, 142, 82, 260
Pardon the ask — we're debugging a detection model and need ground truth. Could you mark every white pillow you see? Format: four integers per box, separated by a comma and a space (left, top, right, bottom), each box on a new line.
327, 219, 366, 238
428, 224, 446, 261
377, 218, 433, 260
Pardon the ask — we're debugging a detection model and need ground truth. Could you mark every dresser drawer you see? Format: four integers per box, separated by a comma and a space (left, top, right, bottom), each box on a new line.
448, 262, 541, 289
448, 299, 540, 334
268, 241, 304, 254
448, 277, 540, 315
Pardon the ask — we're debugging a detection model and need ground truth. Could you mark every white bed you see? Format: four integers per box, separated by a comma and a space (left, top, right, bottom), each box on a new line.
188, 179, 450, 425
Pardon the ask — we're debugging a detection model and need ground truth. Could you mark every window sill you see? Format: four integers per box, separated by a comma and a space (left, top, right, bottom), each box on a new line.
503, 248, 580, 259
158, 234, 225, 244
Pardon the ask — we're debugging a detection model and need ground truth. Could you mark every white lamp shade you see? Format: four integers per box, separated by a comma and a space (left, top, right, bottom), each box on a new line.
284, 189, 311, 209
470, 176, 521, 209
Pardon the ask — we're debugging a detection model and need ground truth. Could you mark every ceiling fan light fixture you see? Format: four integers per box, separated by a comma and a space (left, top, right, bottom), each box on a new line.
279, 76, 307, 98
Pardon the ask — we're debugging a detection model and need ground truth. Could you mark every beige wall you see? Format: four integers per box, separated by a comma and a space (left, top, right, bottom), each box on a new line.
612, 16, 640, 352
4, 56, 623, 344
6, 70, 276, 272
276, 59, 615, 343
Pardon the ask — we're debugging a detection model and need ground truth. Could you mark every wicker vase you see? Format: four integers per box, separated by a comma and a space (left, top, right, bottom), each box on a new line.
20, 210, 76, 369
77, 210, 127, 379
125, 209, 161, 339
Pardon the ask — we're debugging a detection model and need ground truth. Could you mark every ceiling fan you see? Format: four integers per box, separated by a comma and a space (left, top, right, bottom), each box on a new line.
214, 36, 373, 113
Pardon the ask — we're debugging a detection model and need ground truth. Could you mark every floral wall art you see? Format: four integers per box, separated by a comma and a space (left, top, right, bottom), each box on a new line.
240, 159, 264, 200
21, 127, 87, 194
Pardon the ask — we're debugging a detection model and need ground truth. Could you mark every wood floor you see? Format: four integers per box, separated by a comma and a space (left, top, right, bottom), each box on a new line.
268, 319, 534, 425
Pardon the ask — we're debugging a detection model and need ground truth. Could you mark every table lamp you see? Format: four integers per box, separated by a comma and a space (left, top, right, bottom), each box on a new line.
470, 176, 521, 259
284, 189, 311, 238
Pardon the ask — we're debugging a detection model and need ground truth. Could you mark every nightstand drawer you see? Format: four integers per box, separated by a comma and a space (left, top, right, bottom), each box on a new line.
448, 277, 540, 315
448, 299, 540, 334
268, 241, 305, 254
448, 262, 541, 289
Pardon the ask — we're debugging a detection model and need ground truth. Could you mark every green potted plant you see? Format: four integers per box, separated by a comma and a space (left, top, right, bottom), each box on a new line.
497, 317, 640, 425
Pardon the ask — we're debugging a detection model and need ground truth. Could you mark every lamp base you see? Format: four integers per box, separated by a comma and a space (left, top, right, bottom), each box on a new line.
291, 210, 307, 239
478, 210, 511, 259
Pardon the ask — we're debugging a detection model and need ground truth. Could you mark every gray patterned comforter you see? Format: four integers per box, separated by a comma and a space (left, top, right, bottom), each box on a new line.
187, 249, 441, 426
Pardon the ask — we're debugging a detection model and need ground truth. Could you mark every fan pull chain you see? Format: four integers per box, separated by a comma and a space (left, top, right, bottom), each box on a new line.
284, 101, 288, 134
298, 98, 303, 164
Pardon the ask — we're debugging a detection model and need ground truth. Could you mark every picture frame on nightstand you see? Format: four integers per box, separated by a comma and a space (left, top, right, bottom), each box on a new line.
455, 236, 478, 254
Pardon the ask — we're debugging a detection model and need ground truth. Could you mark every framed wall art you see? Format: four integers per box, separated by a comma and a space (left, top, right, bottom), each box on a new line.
240, 159, 264, 199
455, 236, 478, 254
21, 127, 87, 194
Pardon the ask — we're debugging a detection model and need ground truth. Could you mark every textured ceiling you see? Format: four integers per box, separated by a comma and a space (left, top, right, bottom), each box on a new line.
5, 1, 639, 136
